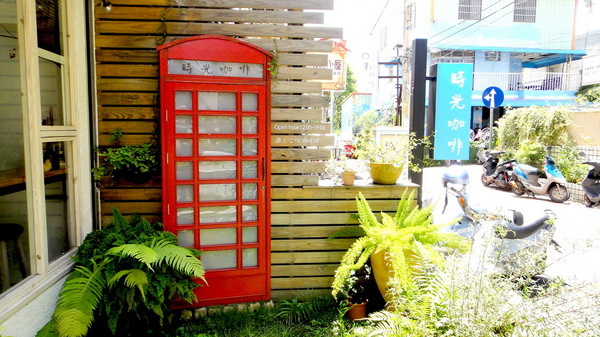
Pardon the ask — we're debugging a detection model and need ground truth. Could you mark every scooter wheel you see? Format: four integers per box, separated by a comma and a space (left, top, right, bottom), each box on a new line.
548, 185, 570, 203
511, 181, 526, 196
481, 173, 491, 186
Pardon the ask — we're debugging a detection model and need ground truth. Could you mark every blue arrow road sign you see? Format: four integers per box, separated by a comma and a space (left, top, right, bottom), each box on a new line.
482, 86, 504, 109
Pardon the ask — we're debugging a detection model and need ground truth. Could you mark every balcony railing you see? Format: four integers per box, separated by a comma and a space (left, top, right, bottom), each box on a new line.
473, 72, 581, 91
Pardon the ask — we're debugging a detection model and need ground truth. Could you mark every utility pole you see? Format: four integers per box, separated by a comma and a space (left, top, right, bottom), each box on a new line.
377, 44, 404, 126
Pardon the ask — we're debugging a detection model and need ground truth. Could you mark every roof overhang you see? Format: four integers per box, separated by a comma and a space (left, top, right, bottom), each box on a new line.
432, 44, 587, 68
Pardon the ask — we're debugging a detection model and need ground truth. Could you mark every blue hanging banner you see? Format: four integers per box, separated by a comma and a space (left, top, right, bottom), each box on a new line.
433, 63, 473, 160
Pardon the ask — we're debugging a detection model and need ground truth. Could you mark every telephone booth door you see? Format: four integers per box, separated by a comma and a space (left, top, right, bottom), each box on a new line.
157, 36, 272, 307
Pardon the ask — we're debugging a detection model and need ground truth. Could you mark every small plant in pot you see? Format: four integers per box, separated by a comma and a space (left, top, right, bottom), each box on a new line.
355, 136, 417, 185
325, 157, 367, 186
341, 264, 372, 320
92, 128, 159, 184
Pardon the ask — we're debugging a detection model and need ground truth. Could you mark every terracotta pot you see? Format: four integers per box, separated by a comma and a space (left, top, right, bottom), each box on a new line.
369, 163, 402, 185
346, 300, 368, 321
340, 171, 356, 186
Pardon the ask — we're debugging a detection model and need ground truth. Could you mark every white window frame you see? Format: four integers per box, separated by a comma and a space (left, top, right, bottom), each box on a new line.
0, 0, 92, 321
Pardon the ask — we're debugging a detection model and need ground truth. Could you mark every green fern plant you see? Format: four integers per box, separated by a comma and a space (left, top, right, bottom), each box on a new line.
37, 209, 205, 337
331, 190, 470, 301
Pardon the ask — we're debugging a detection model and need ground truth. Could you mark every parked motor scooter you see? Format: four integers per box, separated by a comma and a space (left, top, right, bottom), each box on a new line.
509, 156, 570, 203
441, 165, 557, 276
475, 143, 488, 165
581, 160, 600, 207
480, 149, 515, 190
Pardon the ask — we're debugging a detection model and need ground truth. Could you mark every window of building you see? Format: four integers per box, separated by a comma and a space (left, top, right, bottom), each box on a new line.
0, 0, 92, 318
458, 0, 482, 20
514, 0, 536, 23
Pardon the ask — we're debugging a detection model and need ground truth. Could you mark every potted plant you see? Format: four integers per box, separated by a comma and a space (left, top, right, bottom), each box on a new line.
341, 264, 372, 320
331, 190, 470, 305
325, 158, 367, 186
92, 129, 159, 184
355, 136, 415, 185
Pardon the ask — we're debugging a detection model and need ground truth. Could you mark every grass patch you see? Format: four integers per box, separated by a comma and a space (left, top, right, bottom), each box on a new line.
164, 297, 353, 337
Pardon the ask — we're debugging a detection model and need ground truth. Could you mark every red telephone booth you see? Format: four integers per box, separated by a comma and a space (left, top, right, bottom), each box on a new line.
157, 36, 272, 307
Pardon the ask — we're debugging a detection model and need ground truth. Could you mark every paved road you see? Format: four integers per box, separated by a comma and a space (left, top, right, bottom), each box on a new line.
422, 164, 600, 285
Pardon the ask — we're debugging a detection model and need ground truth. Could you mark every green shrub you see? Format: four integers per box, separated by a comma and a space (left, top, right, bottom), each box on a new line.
554, 146, 588, 183
515, 140, 546, 167
37, 210, 205, 337
576, 85, 600, 104
496, 106, 573, 151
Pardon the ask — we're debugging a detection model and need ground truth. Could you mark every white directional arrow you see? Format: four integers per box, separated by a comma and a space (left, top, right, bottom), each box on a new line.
484, 88, 497, 108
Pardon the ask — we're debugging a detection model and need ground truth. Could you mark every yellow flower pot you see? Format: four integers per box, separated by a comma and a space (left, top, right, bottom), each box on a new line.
369, 163, 402, 185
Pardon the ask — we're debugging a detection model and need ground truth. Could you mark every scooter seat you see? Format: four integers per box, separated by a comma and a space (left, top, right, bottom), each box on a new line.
518, 164, 541, 177
497, 213, 551, 240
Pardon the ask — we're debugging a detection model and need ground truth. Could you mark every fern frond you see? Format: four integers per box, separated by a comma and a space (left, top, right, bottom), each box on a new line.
154, 242, 206, 279
356, 192, 381, 229
393, 189, 417, 226
107, 243, 158, 269
331, 236, 376, 298
54, 263, 107, 337
109, 269, 149, 302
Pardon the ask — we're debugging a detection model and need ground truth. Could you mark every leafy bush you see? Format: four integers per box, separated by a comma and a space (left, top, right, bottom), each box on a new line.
37, 210, 205, 337
554, 146, 588, 183
515, 140, 546, 167
576, 85, 600, 104
496, 106, 573, 151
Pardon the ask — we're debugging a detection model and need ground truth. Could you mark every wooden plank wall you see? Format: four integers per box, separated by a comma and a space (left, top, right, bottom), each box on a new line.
93, 0, 418, 300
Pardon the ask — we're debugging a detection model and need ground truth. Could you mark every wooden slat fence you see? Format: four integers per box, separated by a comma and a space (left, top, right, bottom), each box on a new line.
93, 0, 418, 300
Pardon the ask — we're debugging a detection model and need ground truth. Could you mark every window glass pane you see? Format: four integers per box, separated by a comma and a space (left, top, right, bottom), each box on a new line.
199, 161, 236, 180
199, 206, 237, 224
242, 205, 257, 222
0, 23, 31, 292
176, 162, 193, 180
242, 248, 258, 267
514, 0, 536, 23
175, 91, 192, 110
242, 93, 258, 111
43, 141, 73, 262
242, 183, 257, 200
177, 230, 194, 247
242, 161, 258, 178
199, 184, 236, 201
176, 139, 193, 157
242, 117, 257, 134
199, 139, 236, 156
176, 184, 194, 202
242, 139, 257, 156
198, 116, 236, 134
198, 92, 236, 111
39, 58, 64, 126
202, 250, 236, 270
177, 208, 194, 226
200, 228, 236, 246
175, 115, 193, 134
36, 0, 63, 55
458, 0, 481, 20
242, 227, 258, 243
